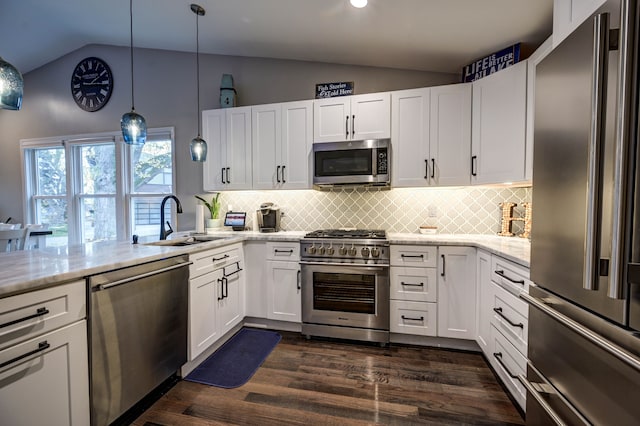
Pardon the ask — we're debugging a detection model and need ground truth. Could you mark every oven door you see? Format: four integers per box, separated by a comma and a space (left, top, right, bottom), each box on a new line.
301, 262, 389, 330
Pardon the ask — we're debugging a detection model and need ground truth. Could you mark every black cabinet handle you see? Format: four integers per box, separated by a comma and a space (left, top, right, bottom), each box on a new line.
282, 165, 286, 183
212, 254, 230, 262
217, 278, 224, 301
401, 315, 424, 322
441, 254, 446, 277
221, 167, 226, 184
297, 270, 301, 290
494, 270, 525, 285
424, 159, 428, 179
401, 254, 424, 259
493, 352, 518, 379
471, 155, 477, 176
431, 159, 435, 179
226, 167, 231, 183
401, 282, 424, 287
223, 276, 228, 299
0, 307, 49, 329
345, 115, 349, 138
223, 262, 243, 278
0, 341, 50, 369
352, 114, 355, 136
277, 165, 281, 183
275, 249, 294, 254
493, 307, 524, 328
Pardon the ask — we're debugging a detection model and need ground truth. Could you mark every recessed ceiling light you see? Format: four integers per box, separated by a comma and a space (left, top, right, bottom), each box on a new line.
350, 0, 368, 8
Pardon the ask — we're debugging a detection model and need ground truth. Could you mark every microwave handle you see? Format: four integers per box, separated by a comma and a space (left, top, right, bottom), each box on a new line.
372, 148, 377, 176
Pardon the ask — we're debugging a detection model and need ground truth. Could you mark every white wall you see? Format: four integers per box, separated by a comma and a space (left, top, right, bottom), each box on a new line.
0, 44, 458, 227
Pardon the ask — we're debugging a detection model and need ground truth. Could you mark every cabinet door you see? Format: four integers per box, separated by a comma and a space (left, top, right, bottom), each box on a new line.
430, 83, 471, 186
189, 270, 222, 360
266, 260, 301, 322
471, 61, 527, 184
0, 321, 90, 426
476, 250, 493, 354
218, 267, 244, 336
390, 88, 431, 187
437, 246, 477, 339
202, 109, 226, 191
281, 100, 313, 189
351, 92, 391, 140
225, 106, 253, 190
252, 103, 281, 189
313, 97, 350, 143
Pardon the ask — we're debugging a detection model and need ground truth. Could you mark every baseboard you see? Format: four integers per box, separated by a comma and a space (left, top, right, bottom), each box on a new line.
390, 333, 481, 352
243, 317, 302, 333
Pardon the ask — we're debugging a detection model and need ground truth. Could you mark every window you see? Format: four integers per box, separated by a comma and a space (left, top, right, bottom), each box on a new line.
22, 128, 175, 245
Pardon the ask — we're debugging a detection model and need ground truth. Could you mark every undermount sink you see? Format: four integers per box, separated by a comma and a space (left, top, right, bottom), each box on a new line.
143, 236, 226, 247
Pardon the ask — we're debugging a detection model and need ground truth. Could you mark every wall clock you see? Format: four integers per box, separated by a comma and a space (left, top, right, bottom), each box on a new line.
70, 57, 113, 112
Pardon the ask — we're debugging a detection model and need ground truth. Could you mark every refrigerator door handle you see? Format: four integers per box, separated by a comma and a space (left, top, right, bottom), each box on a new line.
521, 291, 640, 373
609, 0, 633, 300
583, 12, 610, 292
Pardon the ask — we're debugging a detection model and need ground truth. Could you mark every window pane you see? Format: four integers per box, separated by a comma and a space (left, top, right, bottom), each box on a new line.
35, 147, 66, 196
35, 198, 68, 247
80, 144, 116, 194
131, 140, 172, 193
81, 197, 116, 242
131, 196, 171, 238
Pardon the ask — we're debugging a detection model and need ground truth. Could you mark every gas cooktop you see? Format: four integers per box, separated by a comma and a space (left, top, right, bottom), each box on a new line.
304, 229, 387, 240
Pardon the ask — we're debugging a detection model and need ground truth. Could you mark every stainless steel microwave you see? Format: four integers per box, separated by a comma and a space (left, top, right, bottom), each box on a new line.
312, 139, 390, 187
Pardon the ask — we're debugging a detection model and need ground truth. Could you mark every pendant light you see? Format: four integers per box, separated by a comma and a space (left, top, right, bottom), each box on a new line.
190, 4, 207, 162
121, 0, 147, 145
0, 56, 23, 110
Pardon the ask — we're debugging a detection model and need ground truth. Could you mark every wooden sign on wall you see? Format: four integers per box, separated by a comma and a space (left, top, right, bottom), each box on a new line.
315, 82, 354, 99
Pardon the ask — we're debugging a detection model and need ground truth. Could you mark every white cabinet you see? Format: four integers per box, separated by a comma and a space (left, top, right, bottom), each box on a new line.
0, 281, 90, 426
553, 0, 608, 48
437, 246, 477, 339
243, 241, 268, 318
314, 92, 390, 143
202, 106, 252, 191
188, 243, 245, 360
471, 61, 528, 184
265, 242, 301, 323
252, 100, 313, 190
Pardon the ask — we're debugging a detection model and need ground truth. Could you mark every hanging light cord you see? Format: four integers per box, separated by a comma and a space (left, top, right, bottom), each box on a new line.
129, 0, 135, 111
196, 10, 201, 137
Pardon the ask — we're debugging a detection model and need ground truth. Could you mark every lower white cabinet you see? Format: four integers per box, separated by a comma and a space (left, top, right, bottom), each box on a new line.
390, 300, 437, 336
266, 260, 301, 322
489, 324, 527, 409
437, 246, 477, 339
476, 250, 493, 352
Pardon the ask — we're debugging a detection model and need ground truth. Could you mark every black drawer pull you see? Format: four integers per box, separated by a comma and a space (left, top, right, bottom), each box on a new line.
400, 254, 424, 259
223, 262, 243, 277
493, 307, 524, 328
401, 282, 424, 287
493, 352, 518, 379
0, 307, 49, 329
401, 315, 424, 322
212, 254, 230, 262
0, 341, 50, 369
275, 249, 294, 254
495, 270, 525, 285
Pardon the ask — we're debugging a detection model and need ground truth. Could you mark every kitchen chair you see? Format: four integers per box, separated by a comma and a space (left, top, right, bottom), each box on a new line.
0, 228, 30, 252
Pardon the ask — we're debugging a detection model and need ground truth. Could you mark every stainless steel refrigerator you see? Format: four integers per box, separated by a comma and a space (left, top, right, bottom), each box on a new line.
526, 0, 640, 424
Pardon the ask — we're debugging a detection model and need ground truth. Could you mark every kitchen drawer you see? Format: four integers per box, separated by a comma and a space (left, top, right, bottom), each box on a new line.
491, 281, 528, 355
0, 280, 86, 350
266, 241, 300, 261
491, 255, 531, 295
390, 267, 437, 302
390, 245, 437, 267
390, 300, 437, 336
190, 243, 243, 278
489, 325, 526, 411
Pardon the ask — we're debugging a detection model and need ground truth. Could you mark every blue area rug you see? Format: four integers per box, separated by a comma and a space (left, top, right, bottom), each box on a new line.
185, 328, 281, 388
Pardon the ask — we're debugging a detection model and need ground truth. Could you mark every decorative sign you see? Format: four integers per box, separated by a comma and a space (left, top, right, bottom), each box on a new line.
462, 43, 521, 83
316, 81, 354, 99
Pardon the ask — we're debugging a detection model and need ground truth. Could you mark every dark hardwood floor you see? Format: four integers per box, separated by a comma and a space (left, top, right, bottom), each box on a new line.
133, 331, 524, 425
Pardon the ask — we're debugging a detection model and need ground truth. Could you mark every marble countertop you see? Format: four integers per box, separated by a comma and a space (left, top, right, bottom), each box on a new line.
0, 230, 529, 299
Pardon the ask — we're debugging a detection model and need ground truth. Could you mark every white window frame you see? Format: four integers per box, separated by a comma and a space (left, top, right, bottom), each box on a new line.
20, 127, 176, 245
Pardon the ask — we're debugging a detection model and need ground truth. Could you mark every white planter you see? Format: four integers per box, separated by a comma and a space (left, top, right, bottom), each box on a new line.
206, 218, 222, 229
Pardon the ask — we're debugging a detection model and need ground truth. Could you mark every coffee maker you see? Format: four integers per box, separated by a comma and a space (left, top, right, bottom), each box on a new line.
256, 202, 281, 232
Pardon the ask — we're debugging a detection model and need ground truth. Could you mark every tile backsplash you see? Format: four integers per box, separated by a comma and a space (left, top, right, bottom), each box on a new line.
213, 186, 532, 235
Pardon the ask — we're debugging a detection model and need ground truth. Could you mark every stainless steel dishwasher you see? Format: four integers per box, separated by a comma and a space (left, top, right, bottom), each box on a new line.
88, 255, 190, 426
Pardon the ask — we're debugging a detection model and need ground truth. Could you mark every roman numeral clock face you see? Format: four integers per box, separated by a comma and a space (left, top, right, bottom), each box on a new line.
71, 57, 113, 112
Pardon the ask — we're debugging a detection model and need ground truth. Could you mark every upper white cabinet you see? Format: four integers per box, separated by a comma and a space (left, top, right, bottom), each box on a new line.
252, 100, 313, 190
553, 0, 608, 48
471, 61, 528, 184
437, 246, 477, 340
202, 106, 253, 191
314, 92, 390, 143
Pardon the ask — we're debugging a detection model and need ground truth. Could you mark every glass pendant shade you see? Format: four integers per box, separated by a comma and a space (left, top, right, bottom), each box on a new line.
0, 56, 24, 110
190, 135, 207, 161
121, 110, 147, 145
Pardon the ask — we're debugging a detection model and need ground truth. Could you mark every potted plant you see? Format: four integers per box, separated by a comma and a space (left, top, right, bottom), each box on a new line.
195, 193, 221, 229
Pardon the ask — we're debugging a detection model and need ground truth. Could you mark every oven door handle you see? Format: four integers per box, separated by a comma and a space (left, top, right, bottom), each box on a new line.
299, 260, 389, 270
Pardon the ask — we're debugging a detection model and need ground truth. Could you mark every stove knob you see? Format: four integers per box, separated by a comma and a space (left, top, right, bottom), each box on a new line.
371, 247, 380, 258
361, 247, 370, 257
339, 246, 347, 256
348, 246, 357, 256
326, 245, 335, 256
318, 245, 325, 255
308, 245, 316, 255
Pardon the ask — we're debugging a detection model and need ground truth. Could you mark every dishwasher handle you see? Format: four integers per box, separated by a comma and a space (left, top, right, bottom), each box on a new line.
94, 261, 192, 291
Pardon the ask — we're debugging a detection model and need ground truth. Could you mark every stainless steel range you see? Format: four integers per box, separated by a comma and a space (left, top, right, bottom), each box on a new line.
300, 229, 390, 344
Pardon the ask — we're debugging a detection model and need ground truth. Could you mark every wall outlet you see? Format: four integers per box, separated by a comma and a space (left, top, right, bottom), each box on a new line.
427, 205, 439, 217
